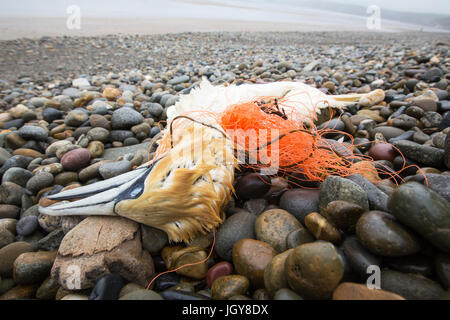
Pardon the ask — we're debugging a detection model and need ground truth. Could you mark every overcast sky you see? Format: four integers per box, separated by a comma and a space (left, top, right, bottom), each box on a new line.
326, 0, 450, 15
0, 0, 449, 17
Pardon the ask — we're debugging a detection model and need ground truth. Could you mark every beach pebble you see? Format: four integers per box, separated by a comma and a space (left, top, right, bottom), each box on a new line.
0, 228, 14, 249
342, 236, 382, 276
234, 173, 271, 200
0, 242, 33, 277
16, 216, 39, 236
285, 228, 314, 249
99, 160, 132, 179
65, 109, 89, 126
60, 148, 91, 171
119, 289, 163, 300
141, 224, 168, 256
388, 182, 450, 254
25, 172, 54, 194
319, 176, 369, 213
279, 189, 319, 224
285, 242, 344, 299
215, 211, 256, 261
18, 125, 48, 141
322, 200, 365, 234
356, 211, 421, 257
89, 274, 126, 300
206, 261, 233, 288
232, 238, 275, 289
87, 127, 110, 142
391, 140, 444, 166
36, 276, 60, 300
332, 282, 404, 300
111, 107, 143, 130
13, 251, 57, 284
255, 209, 302, 253
211, 275, 249, 300
380, 270, 445, 300
304, 212, 341, 244
263, 249, 293, 297
42, 108, 63, 123
273, 288, 303, 300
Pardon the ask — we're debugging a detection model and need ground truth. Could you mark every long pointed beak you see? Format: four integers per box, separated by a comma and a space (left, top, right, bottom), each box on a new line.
39, 164, 154, 217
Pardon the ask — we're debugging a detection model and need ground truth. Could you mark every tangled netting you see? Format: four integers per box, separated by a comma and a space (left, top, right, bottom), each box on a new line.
150, 93, 427, 186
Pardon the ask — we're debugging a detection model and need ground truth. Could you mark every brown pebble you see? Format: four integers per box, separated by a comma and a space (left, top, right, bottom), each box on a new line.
232, 238, 276, 289
304, 212, 342, 244
333, 282, 405, 300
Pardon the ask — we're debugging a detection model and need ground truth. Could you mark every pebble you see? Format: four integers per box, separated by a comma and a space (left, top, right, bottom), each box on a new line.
38, 213, 61, 233
388, 182, 450, 254
305, 212, 342, 244
103, 87, 121, 101
161, 289, 210, 300
119, 283, 144, 297
16, 216, 39, 236
211, 275, 249, 300
89, 274, 126, 300
273, 288, 303, 300
319, 176, 369, 213
42, 108, 63, 123
0, 205, 20, 219
322, 200, 365, 234
0, 228, 14, 249
119, 289, 163, 300
234, 173, 271, 200
232, 238, 276, 289
285, 242, 344, 299
342, 236, 382, 276
279, 189, 319, 224
380, 270, 445, 300
385, 255, 433, 277
37, 228, 65, 251
153, 273, 180, 291
13, 251, 57, 284
215, 211, 257, 261
36, 276, 60, 300
99, 160, 132, 179
356, 211, 421, 257
435, 253, 450, 289
87, 127, 110, 142
263, 249, 293, 297
0, 218, 17, 234
347, 174, 389, 211
391, 140, 444, 166
206, 261, 233, 288
0, 284, 39, 300
332, 282, 404, 300
255, 209, 302, 253
18, 125, 48, 141
161, 246, 208, 280
368, 143, 398, 162
285, 228, 314, 248
371, 126, 405, 140
141, 224, 168, 256
0, 242, 33, 277
65, 109, 89, 126
60, 148, 91, 171
111, 107, 144, 130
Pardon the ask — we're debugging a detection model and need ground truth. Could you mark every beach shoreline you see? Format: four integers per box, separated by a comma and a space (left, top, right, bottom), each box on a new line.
0, 15, 443, 41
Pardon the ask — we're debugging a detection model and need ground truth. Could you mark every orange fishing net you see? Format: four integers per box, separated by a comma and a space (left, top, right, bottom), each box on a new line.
217, 96, 367, 182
